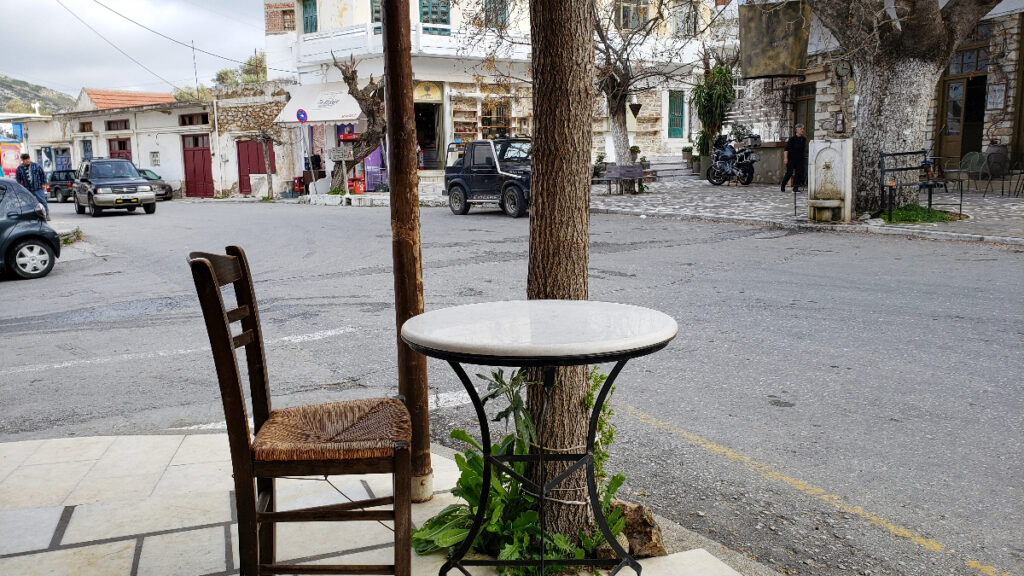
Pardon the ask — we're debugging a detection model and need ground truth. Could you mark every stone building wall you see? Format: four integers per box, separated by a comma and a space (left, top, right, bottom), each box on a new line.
265, 2, 294, 35
212, 82, 295, 197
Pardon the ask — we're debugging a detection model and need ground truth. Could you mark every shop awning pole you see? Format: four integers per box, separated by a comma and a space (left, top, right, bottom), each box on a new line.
382, 0, 432, 502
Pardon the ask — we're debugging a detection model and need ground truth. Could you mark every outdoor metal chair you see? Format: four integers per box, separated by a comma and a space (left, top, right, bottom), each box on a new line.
188, 246, 411, 576
980, 152, 1012, 197
942, 152, 984, 193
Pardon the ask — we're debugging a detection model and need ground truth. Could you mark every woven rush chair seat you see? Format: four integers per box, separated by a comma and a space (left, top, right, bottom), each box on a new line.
188, 246, 411, 576
254, 398, 412, 462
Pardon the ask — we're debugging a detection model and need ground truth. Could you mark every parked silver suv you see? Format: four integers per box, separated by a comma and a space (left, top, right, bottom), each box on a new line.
72, 158, 157, 217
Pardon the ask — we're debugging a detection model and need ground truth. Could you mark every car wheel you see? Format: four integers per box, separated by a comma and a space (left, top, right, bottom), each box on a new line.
90, 197, 103, 217
143, 202, 156, 214
707, 165, 727, 186
502, 186, 526, 218
448, 186, 470, 215
74, 195, 85, 214
9, 239, 55, 279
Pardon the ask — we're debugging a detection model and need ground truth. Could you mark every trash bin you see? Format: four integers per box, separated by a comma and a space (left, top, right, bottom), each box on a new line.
292, 177, 305, 194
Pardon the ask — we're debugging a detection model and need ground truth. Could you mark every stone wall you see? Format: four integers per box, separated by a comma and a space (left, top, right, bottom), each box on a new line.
981, 14, 1021, 154
265, 2, 294, 34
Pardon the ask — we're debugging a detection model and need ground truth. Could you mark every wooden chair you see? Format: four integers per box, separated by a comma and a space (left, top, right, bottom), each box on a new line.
188, 246, 411, 576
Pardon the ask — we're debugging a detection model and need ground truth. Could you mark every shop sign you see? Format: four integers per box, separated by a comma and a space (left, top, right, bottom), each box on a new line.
329, 144, 354, 162
414, 82, 443, 103
739, 2, 811, 79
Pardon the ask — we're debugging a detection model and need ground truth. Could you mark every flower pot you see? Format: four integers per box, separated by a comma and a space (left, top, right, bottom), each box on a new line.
681, 150, 692, 164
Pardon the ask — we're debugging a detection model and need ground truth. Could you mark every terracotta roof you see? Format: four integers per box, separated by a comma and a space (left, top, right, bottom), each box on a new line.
83, 88, 176, 110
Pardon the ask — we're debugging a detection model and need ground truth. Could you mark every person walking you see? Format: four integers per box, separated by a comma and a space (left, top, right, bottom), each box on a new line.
15, 153, 49, 220
781, 124, 808, 193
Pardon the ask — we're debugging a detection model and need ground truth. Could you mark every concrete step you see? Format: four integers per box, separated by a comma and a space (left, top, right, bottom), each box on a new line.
658, 174, 703, 182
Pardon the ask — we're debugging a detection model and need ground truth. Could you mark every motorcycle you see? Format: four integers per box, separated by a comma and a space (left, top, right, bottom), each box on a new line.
706, 134, 760, 186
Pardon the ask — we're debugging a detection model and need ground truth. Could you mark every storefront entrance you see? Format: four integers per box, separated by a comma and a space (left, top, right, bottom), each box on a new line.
939, 75, 987, 160
414, 103, 442, 169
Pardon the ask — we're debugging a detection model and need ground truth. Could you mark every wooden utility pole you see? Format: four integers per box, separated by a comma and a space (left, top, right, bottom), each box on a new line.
382, 0, 432, 502
527, 0, 595, 535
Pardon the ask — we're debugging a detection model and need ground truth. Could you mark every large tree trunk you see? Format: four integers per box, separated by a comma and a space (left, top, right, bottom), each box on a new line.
606, 90, 636, 194
527, 0, 594, 538
851, 58, 945, 212
261, 140, 275, 200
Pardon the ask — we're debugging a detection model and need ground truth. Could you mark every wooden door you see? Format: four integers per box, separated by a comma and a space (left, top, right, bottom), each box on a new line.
668, 91, 684, 138
182, 134, 214, 198
939, 79, 966, 160
236, 140, 276, 196
108, 138, 132, 161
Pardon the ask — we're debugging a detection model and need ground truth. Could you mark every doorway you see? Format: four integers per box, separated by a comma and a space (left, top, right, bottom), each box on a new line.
414, 103, 441, 169
939, 76, 986, 160
237, 140, 276, 196
182, 134, 214, 198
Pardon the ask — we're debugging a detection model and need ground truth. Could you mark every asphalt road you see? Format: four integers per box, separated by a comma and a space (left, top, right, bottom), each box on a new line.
1, 200, 1021, 576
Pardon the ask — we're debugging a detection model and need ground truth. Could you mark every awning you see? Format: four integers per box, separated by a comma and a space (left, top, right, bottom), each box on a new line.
274, 82, 363, 124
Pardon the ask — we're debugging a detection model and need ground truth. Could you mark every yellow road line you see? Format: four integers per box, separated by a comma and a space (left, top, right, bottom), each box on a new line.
617, 403, 1013, 576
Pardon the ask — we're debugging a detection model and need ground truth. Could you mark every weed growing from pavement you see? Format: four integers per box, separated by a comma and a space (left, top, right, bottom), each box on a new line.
879, 204, 954, 223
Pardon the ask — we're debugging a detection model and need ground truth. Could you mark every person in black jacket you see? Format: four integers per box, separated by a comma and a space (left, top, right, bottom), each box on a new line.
781, 124, 807, 193
15, 153, 49, 220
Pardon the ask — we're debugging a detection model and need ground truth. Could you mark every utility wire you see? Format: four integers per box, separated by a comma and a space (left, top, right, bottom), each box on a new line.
90, 0, 292, 74
54, 0, 178, 90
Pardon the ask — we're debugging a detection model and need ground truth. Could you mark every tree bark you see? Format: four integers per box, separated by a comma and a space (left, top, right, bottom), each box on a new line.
527, 0, 594, 538
382, 0, 432, 501
850, 57, 945, 212
606, 89, 637, 193
261, 140, 275, 200
332, 53, 387, 192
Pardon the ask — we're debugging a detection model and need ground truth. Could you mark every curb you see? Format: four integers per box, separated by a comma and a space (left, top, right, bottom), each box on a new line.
591, 207, 1024, 247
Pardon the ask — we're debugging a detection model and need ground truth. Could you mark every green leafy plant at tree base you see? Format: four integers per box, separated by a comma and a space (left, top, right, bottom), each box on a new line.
412, 368, 626, 575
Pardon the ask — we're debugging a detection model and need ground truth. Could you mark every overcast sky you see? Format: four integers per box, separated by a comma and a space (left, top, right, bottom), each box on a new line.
1, 0, 267, 97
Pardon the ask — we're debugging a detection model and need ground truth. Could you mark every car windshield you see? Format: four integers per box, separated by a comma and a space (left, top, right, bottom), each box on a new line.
91, 162, 139, 179
497, 140, 531, 163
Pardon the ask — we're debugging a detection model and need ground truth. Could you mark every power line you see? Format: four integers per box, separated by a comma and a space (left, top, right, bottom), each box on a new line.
54, 0, 178, 91
90, 0, 291, 74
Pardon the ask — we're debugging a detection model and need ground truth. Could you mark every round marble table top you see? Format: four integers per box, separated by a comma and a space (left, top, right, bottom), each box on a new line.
401, 300, 677, 364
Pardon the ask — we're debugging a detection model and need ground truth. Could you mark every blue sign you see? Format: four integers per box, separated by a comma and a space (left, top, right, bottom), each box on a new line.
12, 124, 23, 141
296, 109, 308, 123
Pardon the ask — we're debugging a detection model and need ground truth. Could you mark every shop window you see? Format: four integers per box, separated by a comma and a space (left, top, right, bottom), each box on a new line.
668, 91, 684, 138
481, 102, 510, 139
302, 0, 318, 34
615, 0, 648, 30
420, 0, 450, 35
282, 9, 295, 31
673, 2, 698, 37
78, 121, 92, 132
484, 0, 508, 28
105, 119, 129, 131
179, 113, 210, 126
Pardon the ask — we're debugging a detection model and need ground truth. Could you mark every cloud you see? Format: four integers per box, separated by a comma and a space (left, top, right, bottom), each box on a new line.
1, 0, 265, 96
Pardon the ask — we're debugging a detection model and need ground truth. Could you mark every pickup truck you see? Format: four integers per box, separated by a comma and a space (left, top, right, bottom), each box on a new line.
443, 139, 531, 218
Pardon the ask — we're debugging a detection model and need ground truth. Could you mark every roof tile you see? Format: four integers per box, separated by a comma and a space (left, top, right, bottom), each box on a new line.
84, 88, 176, 110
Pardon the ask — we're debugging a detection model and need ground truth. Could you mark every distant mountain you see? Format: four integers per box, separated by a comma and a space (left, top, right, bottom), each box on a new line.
0, 74, 76, 114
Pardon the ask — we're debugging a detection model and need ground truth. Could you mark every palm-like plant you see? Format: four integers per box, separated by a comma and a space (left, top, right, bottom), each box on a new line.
692, 65, 735, 156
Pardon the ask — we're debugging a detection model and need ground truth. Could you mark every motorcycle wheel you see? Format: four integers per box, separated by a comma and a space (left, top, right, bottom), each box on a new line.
707, 165, 727, 186
739, 164, 755, 185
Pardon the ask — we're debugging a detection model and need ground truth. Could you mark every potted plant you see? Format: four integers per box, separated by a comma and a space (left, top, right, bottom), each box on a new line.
691, 154, 700, 173
629, 145, 640, 163
681, 146, 693, 164
592, 153, 607, 178
639, 155, 650, 170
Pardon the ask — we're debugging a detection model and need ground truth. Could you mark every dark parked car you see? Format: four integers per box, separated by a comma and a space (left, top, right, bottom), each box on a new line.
0, 178, 61, 279
47, 170, 77, 203
72, 158, 157, 217
444, 138, 531, 218
139, 169, 174, 200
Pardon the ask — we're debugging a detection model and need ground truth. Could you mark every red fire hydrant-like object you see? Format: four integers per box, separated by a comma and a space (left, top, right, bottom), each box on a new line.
349, 177, 366, 195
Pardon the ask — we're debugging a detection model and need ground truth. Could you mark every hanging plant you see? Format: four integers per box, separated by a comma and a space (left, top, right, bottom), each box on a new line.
691, 65, 735, 156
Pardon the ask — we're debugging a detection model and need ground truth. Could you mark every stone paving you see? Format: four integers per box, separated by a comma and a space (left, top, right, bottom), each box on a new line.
590, 175, 1024, 245
0, 434, 743, 576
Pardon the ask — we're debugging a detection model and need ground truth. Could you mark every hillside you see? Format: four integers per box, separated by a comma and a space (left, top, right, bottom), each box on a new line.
0, 74, 76, 114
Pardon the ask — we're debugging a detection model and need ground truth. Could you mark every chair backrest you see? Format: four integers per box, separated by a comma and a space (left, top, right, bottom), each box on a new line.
188, 246, 271, 459
985, 152, 1009, 178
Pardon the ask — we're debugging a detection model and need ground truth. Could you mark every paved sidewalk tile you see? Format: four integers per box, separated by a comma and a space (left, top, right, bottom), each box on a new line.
0, 460, 94, 508
0, 440, 44, 484
0, 507, 65, 554
138, 526, 226, 576
0, 540, 135, 575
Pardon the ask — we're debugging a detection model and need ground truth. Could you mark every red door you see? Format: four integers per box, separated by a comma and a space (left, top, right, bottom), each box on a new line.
108, 138, 132, 161
182, 134, 214, 198
237, 140, 276, 196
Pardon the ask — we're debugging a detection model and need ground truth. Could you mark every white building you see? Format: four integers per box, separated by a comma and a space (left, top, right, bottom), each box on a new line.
265, 0, 725, 181
14, 86, 299, 198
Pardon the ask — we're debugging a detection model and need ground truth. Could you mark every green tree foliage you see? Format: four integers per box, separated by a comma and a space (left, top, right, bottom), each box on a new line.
173, 85, 213, 102
214, 68, 240, 86
691, 65, 735, 156
213, 53, 267, 87
4, 98, 32, 114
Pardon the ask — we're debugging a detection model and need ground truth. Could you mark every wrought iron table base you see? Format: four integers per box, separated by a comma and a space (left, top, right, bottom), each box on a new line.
440, 360, 640, 576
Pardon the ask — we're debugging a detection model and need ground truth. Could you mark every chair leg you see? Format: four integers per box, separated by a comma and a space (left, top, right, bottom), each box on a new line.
236, 477, 260, 576
257, 478, 276, 569
393, 444, 412, 576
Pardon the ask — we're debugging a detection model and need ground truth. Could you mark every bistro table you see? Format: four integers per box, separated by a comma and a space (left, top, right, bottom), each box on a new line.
401, 300, 678, 576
